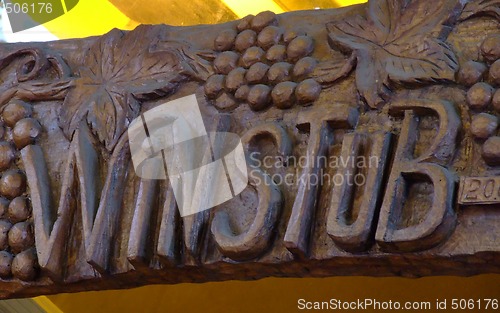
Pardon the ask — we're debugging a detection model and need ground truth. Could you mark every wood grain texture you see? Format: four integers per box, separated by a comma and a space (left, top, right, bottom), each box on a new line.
0, 0, 497, 298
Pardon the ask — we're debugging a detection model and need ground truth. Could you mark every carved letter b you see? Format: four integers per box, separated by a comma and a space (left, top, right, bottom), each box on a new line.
375, 99, 461, 252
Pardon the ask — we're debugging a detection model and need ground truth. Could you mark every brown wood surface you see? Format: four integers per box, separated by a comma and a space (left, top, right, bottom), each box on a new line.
0, 0, 497, 298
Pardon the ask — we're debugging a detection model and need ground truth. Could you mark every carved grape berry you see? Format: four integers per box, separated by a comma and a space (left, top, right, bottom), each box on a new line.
11, 248, 38, 281
467, 82, 495, 110
250, 11, 276, 32
204, 75, 225, 99
287, 35, 314, 62
293, 57, 317, 80
271, 81, 297, 109
471, 113, 498, 139
8, 222, 34, 253
493, 89, 500, 112
241, 47, 265, 68
7, 196, 30, 223
247, 84, 272, 111
267, 62, 293, 84
214, 29, 237, 51
257, 26, 283, 49
235, 30, 257, 52
225, 67, 246, 92
480, 34, 500, 63
237, 15, 254, 32
295, 79, 321, 105
235, 85, 250, 101
266, 45, 286, 63
2, 100, 32, 128
12, 118, 42, 149
0, 220, 12, 250
0, 170, 26, 199
0, 251, 13, 278
214, 51, 239, 75
214, 92, 238, 111
283, 30, 299, 44
489, 60, 500, 86
0, 142, 16, 171
457, 61, 487, 87
246, 62, 269, 84
483, 136, 500, 165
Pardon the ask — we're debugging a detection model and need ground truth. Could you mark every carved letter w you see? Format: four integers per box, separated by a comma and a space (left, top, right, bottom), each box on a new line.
21, 123, 129, 280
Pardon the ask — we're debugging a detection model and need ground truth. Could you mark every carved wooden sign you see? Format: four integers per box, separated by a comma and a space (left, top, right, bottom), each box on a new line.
0, 0, 498, 298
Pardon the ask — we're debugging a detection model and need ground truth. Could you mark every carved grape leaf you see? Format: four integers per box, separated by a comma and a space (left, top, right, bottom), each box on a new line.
317, 0, 464, 108
460, 0, 500, 21
312, 53, 356, 85
59, 25, 214, 151
164, 43, 216, 82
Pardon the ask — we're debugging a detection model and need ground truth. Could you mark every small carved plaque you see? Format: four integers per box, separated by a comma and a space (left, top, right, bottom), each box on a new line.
459, 176, 500, 204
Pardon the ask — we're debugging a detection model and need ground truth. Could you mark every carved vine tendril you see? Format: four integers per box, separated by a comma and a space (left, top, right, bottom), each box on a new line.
0, 48, 73, 107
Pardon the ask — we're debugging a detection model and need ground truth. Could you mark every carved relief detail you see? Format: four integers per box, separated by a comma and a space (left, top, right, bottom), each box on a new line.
460, 0, 500, 21
59, 26, 215, 151
313, 0, 464, 108
211, 122, 291, 260
0, 100, 42, 282
204, 11, 321, 112
0, 0, 498, 298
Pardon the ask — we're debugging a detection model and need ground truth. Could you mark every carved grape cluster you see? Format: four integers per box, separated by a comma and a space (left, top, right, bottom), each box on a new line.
0, 99, 41, 282
204, 11, 321, 111
461, 34, 500, 166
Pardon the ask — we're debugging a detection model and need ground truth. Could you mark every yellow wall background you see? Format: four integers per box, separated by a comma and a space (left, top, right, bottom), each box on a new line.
22, 0, 499, 312
46, 275, 500, 313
